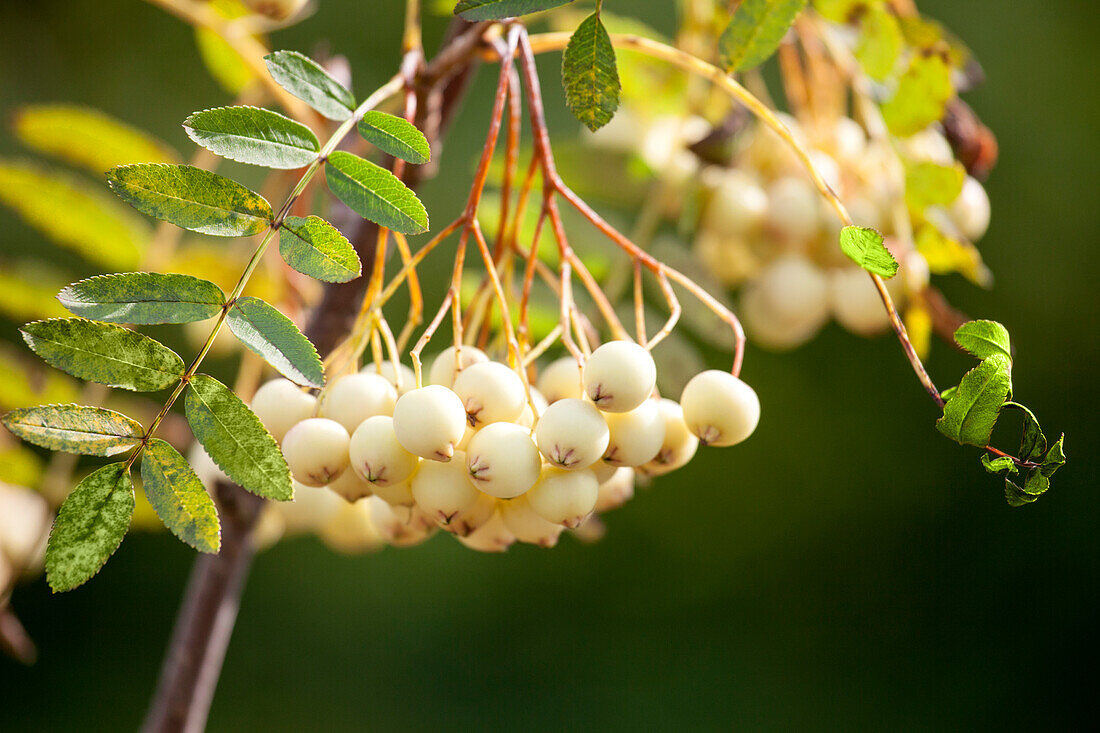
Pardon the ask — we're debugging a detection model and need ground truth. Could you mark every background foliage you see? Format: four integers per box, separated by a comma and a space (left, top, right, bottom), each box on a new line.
1, 0, 1097, 728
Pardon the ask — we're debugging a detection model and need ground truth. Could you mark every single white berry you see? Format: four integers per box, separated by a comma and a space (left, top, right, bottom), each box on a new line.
319, 372, 397, 433
276, 481, 343, 533
428, 345, 488, 388
517, 387, 549, 428
392, 385, 467, 462
740, 255, 828, 351
326, 465, 374, 503
602, 399, 665, 467
704, 169, 768, 236
370, 476, 416, 507
681, 370, 760, 447
364, 360, 417, 395
950, 175, 991, 241
643, 398, 699, 475
832, 117, 867, 162
526, 467, 599, 528
250, 378, 317, 444
594, 467, 635, 512
367, 497, 436, 547
902, 128, 954, 165
456, 510, 515, 552
536, 356, 584, 404
828, 266, 900, 336
412, 450, 480, 525
349, 415, 419, 488
590, 459, 619, 485
441, 490, 497, 537
0, 483, 50, 568
583, 340, 656, 413
765, 177, 820, 242
452, 360, 527, 427
318, 500, 384, 554
465, 422, 542, 499
500, 494, 564, 547
535, 398, 609, 470
281, 418, 350, 487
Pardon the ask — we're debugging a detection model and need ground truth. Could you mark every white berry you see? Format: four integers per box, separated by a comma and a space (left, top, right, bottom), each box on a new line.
456, 510, 515, 552
392, 385, 467, 462
704, 169, 768, 236
367, 497, 436, 547
318, 500, 384, 554
370, 476, 416, 507
411, 450, 480, 525
441, 490, 497, 537
428, 345, 488, 388
765, 176, 820, 242
281, 417, 350, 487
680, 370, 760, 447
500, 494, 564, 547
319, 372, 397, 433
951, 175, 991, 241
452, 360, 527, 427
250, 378, 316, 444
364, 360, 417, 395
326, 465, 374, 503
535, 398, 609, 470
465, 422, 542, 499
349, 415, 419, 488
526, 467, 599, 528
583, 340, 656, 413
643, 398, 699, 475
594, 467, 636, 512
276, 481, 343, 533
828, 266, 892, 336
536, 356, 584, 404
602, 399, 665, 467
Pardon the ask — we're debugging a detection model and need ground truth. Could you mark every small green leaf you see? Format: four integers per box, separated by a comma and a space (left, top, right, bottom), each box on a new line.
854, 4, 903, 81
21, 318, 184, 392
980, 453, 1017, 475
1041, 435, 1065, 478
719, 0, 807, 73
46, 462, 134, 592
184, 374, 293, 501
325, 151, 429, 235
954, 320, 1011, 361
936, 353, 1012, 447
839, 226, 899, 278
264, 50, 355, 121
141, 438, 220, 553
562, 11, 622, 132
279, 215, 361, 283
904, 160, 965, 214
1004, 401, 1045, 461
226, 296, 324, 388
58, 273, 225, 324
106, 164, 273, 237
453, 0, 575, 21
2, 404, 143, 456
940, 385, 958, 402
1004, 479, 1039, 507
881, 53, 953, 137
357, 111, 431, 164
184, 106, 320, 169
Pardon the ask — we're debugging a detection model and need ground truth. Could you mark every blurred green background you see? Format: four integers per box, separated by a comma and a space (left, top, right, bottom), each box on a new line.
1, 0, 1096, 729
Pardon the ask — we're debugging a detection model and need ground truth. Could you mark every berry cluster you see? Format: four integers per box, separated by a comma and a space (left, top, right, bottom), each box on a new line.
251, 341, 759, 552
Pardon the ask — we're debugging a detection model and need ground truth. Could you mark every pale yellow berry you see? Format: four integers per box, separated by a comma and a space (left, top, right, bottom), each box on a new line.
526, 468, 599, 528
364, 360, 417, 395
349, 415, 419, 487
370, 476, 416, 507
465, 422, 542, 499
536, 356, 584, 404
602, 399, 665, 467
318, 501, 384, 554
319, 373, 397, 433
392, 385, 467, 462
250, 378, 316, 444
583, 340, 656, 413
411, 450, 480, 525
367, 497, 436, 547
500, 494, 564, 547
535, 398, 609, 470
594, 467, 635, 512
428, 345, 488, 388
704, 169, 768, 236
281, 417, 350, 487
680, 370, 760, 447
452, 360, 527, 427
0, 482, 50, 569
456, 510, 515, 552
828, 266, 893, 336
326, 465, 373, 503
951, 176, 991, 241
441, 491, 497, 537
765, 177, 820, 242
276, 481, 343, 534
643, 398, 699, 475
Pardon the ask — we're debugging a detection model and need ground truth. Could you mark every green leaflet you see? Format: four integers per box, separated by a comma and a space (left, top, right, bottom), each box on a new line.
45, 462, 134, 592
980, 454, 1017, 475
839, 226, 899, 278
1005, 401, 1046, 461
106, 164, 273, 237
1, 404, 143, 456
226, 296, 325, 388
184, 374, 293, 501
325, 151, 429, 235
141, 438, 220, 553
936, 353, 1012, 447
854, 4, 903, 81
881, 53, 953, 137
357, 111, 431, 164
279, 215, 361, 283
904, 161, 965, 214
954, 320, 1012, 361
12, 104, 179, 175
57, 272, 225, 324
719, 0, 807, 73
0, 160, 149, 269
264, 50, 355, 121
562, 12, 622, 132
21, 318, 184, 392
184, 105, 320, 169
453, 0, 575, 21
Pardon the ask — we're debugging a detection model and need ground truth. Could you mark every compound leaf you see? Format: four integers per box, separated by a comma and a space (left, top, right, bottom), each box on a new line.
46, 462, 134, 592
936, 353, 1012, 447
106, 164, 273, 237
279, 215, 361, 283
264, 50, 355, 121
184, 374, 292, 501
954, 320, 1011, 361
141, 438, 220, 553
226, 296, 324, 388
839, 226, 899, 278
21, 318, 184, 392
562, 11, 621, 132
184, 106, 320, 169
454, 0, 575, 21
357, 111, 431, 164
720, 0, 807, 73
325, 151, 428, 235
1, 404, 143, 457
58, 272, 225, 325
